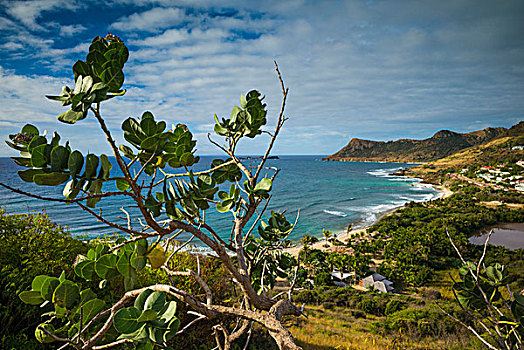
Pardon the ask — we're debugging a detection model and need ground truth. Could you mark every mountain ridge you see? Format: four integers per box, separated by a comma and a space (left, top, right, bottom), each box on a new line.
323, 125, 511, 163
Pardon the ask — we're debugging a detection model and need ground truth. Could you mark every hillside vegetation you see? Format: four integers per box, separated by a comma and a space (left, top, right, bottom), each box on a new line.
408, 121, 524, 182
324, 125, 512, 163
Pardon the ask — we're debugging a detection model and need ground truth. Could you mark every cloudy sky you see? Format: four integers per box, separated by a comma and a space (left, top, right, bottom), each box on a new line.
0, 0, 523, 156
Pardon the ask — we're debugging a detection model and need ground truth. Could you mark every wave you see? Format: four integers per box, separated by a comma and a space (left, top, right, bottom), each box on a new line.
366, 168, 400, 177
323, 210, 348, 217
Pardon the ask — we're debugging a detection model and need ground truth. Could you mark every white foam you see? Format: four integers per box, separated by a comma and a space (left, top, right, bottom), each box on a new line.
367, 168, 400, 177
323, 210, 348, 217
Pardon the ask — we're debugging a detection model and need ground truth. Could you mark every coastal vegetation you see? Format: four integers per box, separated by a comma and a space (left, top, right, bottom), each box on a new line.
1, 35, 306, 350
1, 33, 523, 350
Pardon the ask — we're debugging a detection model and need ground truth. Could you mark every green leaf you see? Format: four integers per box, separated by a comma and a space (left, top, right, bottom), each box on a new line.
78, 299, 105, 323
81, 261, 96, 281
113, 307, 142, 334
19, 290, 45, 305
31, 144, 48, 167
99, 154, 112, 179
136, 342, 154, 350
144, 291, 165, 312
31, 275, 50, 292
28, 135, 46, 152
57, 109, 87, 124
40, 277, 60, 301
68, 150, 84, 177
116, 178, 130, 191
95, 254, 117, 279
216, 199, 233, 213
86, 179, 103, 208
148, 326, 167, 343
80, 288, 98, 304
141, 114, 157, 136
34, 172, 70, 186
179, 152, 195, 166
72, 60, 92, 80
164, 317, 180, 341
134, 289, 154, 311
35, 323, 56, 344
11, 157, 31, 167
254, 178, 272, 192
116, 251, 132, 278
131, 239, 148, 271
22, 124, 39, 136
147, 245, 166, 269
158, 301, 177, 322
137, 309, 158, 323
17, 169, 45, 183
50, 146, 69, 172
58, 271, 66, 283
74, 260, 90, 279
63, 179, 81, 199
52, 280, 80, 309
145, 195, 162, 217
85, 154, 99, 179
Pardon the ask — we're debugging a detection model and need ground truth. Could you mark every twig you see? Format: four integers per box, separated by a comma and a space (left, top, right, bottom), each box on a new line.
253, 60, 288, 182
92, 339, 133, 349
0, 182, 131, 203
436, 303, 498, 350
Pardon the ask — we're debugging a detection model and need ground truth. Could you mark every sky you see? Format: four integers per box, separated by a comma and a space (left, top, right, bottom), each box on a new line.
0, 0, 523, 156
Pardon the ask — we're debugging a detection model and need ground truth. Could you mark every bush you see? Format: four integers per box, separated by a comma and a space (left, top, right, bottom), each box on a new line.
322, 301, 335, 309
313, 270, 332, 287
351, 310, 366, 319
373, 305, 463, 340
0, 209, 90, 347
384, 299, 407, 316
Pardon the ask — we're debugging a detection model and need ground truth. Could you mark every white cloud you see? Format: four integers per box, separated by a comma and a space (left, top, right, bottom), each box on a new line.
110, 7, 186, 32
1, 0, 523, 157
59, 24, 86, 37
4, 0, 83, 31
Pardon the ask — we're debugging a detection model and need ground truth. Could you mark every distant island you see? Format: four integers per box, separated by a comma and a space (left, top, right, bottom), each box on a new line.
323, 125, 512, 163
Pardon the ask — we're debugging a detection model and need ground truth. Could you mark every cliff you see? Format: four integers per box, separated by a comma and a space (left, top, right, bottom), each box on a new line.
323, 126, 508, 163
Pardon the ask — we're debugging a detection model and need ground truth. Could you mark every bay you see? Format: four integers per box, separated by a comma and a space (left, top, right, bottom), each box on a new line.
0, 156, 439, 242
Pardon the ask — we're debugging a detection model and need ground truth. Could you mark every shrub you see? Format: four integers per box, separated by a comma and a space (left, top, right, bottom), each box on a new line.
0, 209, 89, 347
384, 299, 407, 316
322, 301, 335, 310
313, 270, 332, 287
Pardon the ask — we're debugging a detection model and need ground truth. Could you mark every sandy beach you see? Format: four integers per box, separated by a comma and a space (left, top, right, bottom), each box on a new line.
284, 183, 453, 257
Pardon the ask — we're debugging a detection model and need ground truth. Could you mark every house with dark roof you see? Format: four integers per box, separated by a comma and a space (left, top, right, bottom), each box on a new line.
360, 273, 395, 293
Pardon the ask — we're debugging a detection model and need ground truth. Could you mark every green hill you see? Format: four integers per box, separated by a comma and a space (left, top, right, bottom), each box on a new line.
323, 126, 508, 163
407, 121, 524, 182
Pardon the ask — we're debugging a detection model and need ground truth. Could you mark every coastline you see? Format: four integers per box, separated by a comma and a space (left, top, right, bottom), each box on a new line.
322, 157, 427, 164
284, 180, 453, 257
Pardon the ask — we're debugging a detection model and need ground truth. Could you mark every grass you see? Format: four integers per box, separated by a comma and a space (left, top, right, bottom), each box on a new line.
285, 305, 475, 350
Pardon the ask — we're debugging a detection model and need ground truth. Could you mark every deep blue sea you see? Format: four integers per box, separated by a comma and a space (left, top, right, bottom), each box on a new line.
0, 156, 439, 242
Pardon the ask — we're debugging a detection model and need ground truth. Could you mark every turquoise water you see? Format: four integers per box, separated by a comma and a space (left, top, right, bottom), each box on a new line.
0, 156, 439, 242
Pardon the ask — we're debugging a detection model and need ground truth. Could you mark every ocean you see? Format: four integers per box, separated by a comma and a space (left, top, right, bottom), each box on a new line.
0, 156, 440, 242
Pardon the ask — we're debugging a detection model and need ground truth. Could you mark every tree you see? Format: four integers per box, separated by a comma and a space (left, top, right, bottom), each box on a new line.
439, 230, 524, 349
2, 35, 304, 350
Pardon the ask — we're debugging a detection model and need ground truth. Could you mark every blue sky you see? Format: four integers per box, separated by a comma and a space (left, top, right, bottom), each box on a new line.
0, 0, 523, 156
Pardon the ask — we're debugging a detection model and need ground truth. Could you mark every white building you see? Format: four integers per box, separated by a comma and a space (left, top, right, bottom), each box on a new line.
360, 273, 395, 293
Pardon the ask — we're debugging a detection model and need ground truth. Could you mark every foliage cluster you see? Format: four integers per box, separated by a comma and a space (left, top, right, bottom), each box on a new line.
0, 209, 89, 348
367, 182, 524, 286
2, 34, 305, 350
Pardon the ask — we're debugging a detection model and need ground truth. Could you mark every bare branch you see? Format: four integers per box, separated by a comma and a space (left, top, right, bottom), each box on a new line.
92, 339, 133, 349
253, 61, 288, 183
0, 182, 132, 203
436, 303, 498, 350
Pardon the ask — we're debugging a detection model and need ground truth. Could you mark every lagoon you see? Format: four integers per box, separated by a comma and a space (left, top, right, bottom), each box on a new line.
469, 223, 524, 250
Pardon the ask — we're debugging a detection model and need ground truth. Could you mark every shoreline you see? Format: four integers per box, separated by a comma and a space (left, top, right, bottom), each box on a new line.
322, 157, 427, 165
284, 181, 453, 257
